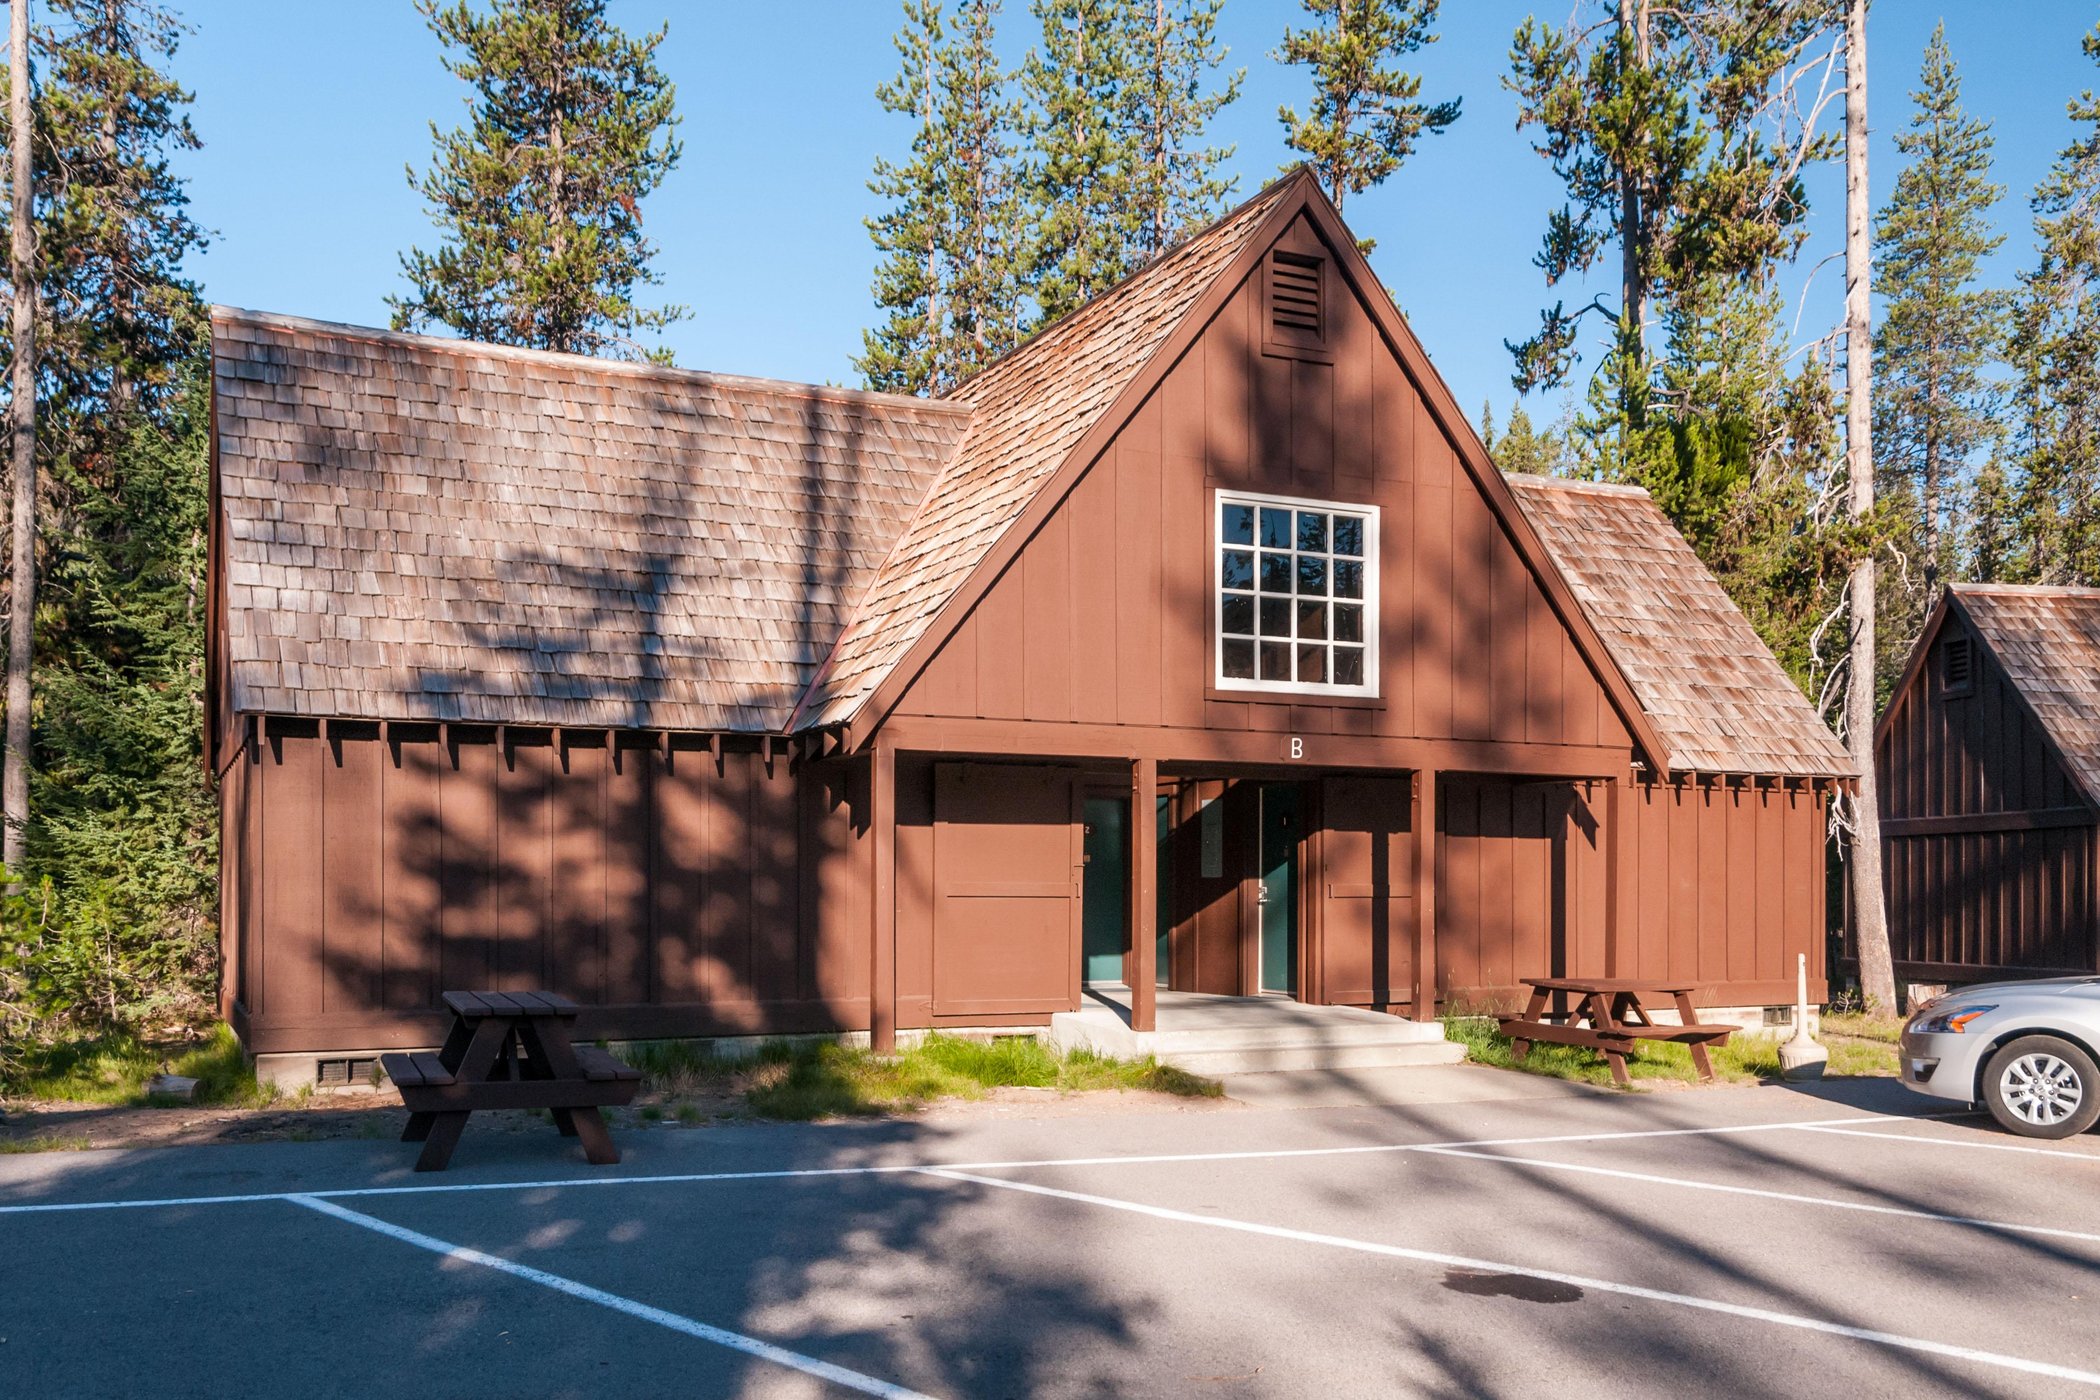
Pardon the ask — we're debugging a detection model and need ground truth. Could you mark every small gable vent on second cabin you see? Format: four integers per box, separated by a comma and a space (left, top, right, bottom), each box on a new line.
1940, 632, 1974, 696
1263, 245, 1333, 363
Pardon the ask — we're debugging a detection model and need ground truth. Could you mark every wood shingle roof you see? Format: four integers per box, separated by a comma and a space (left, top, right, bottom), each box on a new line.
795, 179, 1294, 727
1945, 583, 2100, 803
1503, 474, 1854, 778
212, 307, 969, 731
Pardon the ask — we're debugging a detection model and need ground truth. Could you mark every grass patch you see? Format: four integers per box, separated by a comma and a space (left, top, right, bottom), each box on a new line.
1821, 1011, 1905, 1045
1, 1024, 276, 1107
630, 1033, 1221, 1121
0, 1133, 94, 1154
1443, 1014, 1898, 1089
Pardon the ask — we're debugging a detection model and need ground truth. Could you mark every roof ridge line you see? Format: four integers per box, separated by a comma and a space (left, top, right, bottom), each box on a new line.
1502, 472, 1653, 499
209, 305, 977, 417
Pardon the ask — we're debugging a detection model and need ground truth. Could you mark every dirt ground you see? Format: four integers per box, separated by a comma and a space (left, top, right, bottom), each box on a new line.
0, 1080, 1239, 1152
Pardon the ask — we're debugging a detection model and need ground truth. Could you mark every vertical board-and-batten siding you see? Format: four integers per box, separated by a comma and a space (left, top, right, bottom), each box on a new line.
1878, 612, 2098, 976
1435, 777, 1827, 1011
231, 725, 872, 1052
893, 214, 1627, 756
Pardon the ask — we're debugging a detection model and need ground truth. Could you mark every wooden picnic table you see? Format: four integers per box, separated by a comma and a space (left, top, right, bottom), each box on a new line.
1498, 977, 1734, 1088
381, 991, 640, 1172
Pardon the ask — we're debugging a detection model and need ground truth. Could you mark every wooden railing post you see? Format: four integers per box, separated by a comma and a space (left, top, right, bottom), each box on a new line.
1130, 756, 1158, 1033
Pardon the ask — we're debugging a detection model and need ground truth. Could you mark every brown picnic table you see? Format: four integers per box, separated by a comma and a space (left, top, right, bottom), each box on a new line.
381, 991, 640, 1172
1498, 977, 1734, 1088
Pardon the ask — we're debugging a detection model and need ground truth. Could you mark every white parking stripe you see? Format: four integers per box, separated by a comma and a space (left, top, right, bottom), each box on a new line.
288, 1195, 935, 1400
1414, 1145, 2100, 1247
919, 1168, 2100, 1389
1794, 1123, 2100, 1161
0, 1110, 1962, 1217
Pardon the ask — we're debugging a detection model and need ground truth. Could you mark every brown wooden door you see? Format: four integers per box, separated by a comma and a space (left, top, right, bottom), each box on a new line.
931, 763, 1082, 1017
1317, 776, 1415, 1007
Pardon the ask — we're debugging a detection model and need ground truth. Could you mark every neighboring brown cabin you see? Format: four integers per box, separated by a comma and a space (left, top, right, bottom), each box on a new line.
208, 172, 1852, 1070
1875, 584, 2100, 984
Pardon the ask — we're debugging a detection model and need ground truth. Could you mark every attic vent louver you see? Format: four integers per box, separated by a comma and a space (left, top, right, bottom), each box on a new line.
1270, 251, 1322, 337
1941, 636, 1974, 695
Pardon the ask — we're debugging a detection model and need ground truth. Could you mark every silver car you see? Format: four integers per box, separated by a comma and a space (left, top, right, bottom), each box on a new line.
1899, 976, 2100, 1139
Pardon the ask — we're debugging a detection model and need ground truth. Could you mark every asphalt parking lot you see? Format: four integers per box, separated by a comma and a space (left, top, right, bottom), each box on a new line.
3, 1072, 2097, 1399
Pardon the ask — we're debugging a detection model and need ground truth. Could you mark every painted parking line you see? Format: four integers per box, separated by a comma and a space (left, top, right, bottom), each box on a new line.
0, 1110, 1965, 1217
289, 1195, 936, 1400
1412, 1144, 2100, 1247
1793, 1123, 2100, 1162
917, 1168, 2100, 1389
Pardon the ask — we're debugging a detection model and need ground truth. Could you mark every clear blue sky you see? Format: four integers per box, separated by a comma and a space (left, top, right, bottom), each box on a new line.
168, 2, 2098, 423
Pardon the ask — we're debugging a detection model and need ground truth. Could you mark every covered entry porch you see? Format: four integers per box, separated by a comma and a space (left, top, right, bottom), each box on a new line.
875, 738, 1636, 1048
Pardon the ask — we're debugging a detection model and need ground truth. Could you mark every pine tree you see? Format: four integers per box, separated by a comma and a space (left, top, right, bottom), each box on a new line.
1489, 403, 1564, 477
860, 0, 951, 395
1505, 1, 1836, 401
31, 0, 202, 431
1125, 0, 1241, 262
1021, 0, 1143, 323
1872, 23, 2004, 621
2008, 23, 2100, 586
391, 0, 686, 361
29, 368, 214, 1030
942, 0, 1026, 371
859, 0, 1024, 396
1274, 0, 1457, 245
0, 0, 213, 1033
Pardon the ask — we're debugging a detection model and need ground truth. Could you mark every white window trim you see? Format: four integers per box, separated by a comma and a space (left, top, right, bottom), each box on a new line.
1213, 487, 1380, 699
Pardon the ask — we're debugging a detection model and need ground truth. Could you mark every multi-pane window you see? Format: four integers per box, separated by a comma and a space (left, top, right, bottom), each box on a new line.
1215, 490, 1377, 696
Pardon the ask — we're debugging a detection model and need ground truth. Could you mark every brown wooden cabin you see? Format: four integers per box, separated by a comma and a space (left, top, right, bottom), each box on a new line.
207, 171, 1852, 1067
1875, 584, 2100, 984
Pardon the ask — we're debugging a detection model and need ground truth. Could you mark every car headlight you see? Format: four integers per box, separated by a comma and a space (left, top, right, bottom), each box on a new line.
1912, 1004, 1996, 1034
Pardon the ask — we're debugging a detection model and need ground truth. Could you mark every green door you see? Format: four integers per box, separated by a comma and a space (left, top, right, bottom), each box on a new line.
1259, 785, 1297, 994
1083, 797, 1128, 984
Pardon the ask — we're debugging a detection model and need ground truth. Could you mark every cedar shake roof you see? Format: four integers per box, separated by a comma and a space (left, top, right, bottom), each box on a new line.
1504, 475, 1854, 779
211, 307, 970, 731
1946, 583, 2100, 802
795, 179, 1296, 727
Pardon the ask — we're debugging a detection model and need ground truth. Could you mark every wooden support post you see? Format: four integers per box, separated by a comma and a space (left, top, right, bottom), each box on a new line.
869, 739, 898, 1053
1413, 767, 1438, 1022
1129, 756, 1158, 1033
1604, 777, 1623, 978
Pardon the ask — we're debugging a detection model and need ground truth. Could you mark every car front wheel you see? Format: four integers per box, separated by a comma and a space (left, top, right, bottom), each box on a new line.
1982, 1036, 2100, 1139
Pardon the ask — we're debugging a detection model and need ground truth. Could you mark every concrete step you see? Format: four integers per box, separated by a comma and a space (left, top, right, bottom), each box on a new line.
1049, 999, 1465, 1077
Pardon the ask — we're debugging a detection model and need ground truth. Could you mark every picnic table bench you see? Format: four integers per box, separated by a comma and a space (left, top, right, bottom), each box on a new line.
1498, 978, 1734, 1088
381, 991, 640, 1172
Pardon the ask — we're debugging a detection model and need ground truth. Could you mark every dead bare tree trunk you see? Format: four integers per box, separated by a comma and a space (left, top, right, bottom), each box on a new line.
1844, 0, 1896, 1015
6, 0, 37, 876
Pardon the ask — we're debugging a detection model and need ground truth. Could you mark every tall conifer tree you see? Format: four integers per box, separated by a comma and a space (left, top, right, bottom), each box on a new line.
2008, 23, 2100, 586
1274, 0, 1457, 244
0, 0, 213, 1029
1021, 0, 1141, 322
861, 0, 951, 395
1125, 0, 1240, 261
860, 0, 1023, 396
1873, 24, 2003, 617
391, 0, 685, 361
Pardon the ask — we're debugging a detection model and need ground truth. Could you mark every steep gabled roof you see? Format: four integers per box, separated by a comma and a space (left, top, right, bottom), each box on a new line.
794, 178, 1297, 728
1504, 475, 1854, 779
1940, 583, 2100, 802
211, 307, 969, 731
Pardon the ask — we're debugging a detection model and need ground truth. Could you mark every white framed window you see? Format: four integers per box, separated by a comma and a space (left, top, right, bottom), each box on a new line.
1214, 489, 1378, 697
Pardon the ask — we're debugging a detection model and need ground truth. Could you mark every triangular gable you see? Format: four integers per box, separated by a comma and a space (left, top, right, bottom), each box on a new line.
1880, 584, 2100, 808
802, 171, 1675, 774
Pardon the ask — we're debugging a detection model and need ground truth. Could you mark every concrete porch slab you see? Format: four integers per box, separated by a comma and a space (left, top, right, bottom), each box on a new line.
1051, 986, 1466, 1075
